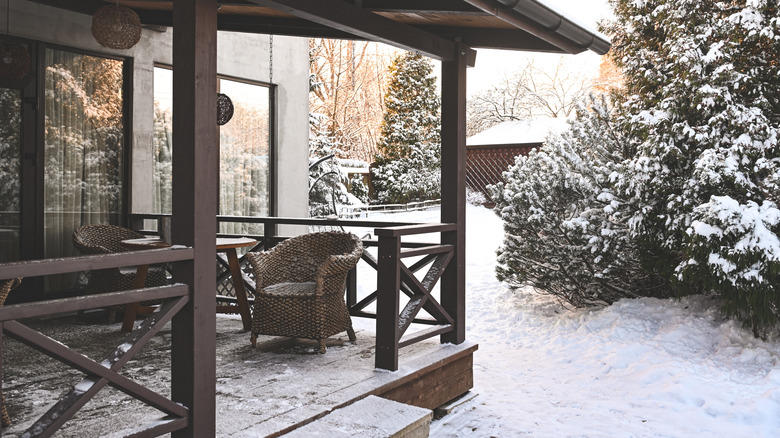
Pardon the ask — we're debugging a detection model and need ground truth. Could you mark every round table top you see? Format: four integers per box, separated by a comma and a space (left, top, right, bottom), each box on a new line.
121, 236, 258, 250
215, 237, 257, 250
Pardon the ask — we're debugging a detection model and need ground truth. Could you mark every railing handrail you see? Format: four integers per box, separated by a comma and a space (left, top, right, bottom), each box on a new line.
0, 284, 189, 321
0, 247, 194, 279
374, 222, 457, 237
129, 213, 421, 230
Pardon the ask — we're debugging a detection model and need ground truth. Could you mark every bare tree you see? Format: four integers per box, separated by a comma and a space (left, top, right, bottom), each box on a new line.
309, 39, 393, 162
467, 57, 594, 136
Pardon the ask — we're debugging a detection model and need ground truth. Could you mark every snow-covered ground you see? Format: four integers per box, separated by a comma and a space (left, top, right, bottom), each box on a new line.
358, 205, 780, 437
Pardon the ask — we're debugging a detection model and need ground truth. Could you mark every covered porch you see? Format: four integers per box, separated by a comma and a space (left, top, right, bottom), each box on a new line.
1, 311, 476, 437
0, 0, 608, 436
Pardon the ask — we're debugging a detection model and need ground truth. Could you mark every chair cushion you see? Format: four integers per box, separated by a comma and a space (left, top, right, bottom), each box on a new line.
263, 281, 316, 297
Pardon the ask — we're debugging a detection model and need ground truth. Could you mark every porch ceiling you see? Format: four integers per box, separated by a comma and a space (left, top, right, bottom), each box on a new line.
30, 0, 610, 56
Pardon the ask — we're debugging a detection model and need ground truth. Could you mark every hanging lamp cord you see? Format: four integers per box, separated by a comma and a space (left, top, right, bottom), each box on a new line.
269, 34, 273, 83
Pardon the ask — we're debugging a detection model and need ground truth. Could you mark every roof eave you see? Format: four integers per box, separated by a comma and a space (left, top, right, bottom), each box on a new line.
463, 0, 611, 55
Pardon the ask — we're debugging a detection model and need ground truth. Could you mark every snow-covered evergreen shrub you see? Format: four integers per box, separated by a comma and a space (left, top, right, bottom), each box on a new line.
349, 175, 370, 204
607, 0, 780, 334
372, 52, 441, 203
491, 97, 671, 306
309, 114, 366, 216
372, 142, 441, 204
466, 187, 487, 206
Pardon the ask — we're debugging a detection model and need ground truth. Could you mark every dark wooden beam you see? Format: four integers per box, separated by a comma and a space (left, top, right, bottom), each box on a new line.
28, 0, 104, 15
141, 11, 561, 54
440, 43, 468, 345
247, 0, 476, 64
426, 26, 564, 52
359, 0, 488, 15
31, 0, 562, 55
170, 0, 218, 436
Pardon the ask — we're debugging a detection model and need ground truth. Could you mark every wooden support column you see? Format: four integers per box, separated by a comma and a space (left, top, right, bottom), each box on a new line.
376, 233, 401, 370
440, 43, 468, 345
171, 0, 218, 436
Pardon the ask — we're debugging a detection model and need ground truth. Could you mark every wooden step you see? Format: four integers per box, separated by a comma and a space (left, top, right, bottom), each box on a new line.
282, 395, 432, 438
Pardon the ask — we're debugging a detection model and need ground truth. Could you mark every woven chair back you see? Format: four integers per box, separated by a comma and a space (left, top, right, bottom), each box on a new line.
0, 277, 21, 426
72, 224, 145, 255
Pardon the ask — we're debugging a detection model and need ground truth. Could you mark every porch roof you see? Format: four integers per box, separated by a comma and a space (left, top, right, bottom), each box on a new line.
31, 0, 611, 56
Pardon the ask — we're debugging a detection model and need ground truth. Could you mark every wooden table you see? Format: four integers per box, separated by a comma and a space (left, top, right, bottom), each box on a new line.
120, 237, 257, 332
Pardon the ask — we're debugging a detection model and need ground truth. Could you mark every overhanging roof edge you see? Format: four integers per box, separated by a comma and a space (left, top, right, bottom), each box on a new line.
464, 0, 611, 55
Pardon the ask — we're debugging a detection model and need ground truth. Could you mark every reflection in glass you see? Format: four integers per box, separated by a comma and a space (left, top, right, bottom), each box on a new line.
152, 67, 173, 214
218, 79, 271, 236
0, 88, 21, 263
152, 70, 272, 236
44, 49, 124, 290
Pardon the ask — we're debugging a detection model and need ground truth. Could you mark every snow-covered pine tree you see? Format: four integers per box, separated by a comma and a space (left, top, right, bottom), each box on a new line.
607, 0, 780, 334
490, 96, 670, 306
372, 52, 441, 203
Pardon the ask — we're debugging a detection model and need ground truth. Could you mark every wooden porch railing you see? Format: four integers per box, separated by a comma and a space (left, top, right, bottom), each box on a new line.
0, 211, 463, 435
374, 223, 458, 371
130, 214, 463, 372
0, 247, 194, 437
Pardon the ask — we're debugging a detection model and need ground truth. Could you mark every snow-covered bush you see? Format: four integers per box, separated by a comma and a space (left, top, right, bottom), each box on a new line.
606, 0, 780, 334
308, 114, 366, 216
490, 96, 670, 306
349, 175, 370, 204
372, 142, 441, 204
466, 187, 487, 206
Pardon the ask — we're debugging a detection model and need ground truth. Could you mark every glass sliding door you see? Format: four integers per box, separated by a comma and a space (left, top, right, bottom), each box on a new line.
0, 88, 22, 263
44, 49, 125, 290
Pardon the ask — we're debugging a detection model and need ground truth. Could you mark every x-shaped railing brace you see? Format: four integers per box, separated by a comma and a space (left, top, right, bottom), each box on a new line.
350, 249, 454, 333
4, 296, 190, 437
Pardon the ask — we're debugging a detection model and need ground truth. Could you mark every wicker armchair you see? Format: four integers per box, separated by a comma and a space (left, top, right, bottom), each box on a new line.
0, 277, 21, 427
72, 224, 168, 321
246, 231, 363, 353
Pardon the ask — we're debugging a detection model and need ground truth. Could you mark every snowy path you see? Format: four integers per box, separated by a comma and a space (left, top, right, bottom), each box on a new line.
356, 205, 780, 437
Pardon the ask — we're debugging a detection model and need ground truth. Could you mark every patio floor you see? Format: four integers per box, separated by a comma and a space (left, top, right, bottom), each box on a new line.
1, 310, 476, 437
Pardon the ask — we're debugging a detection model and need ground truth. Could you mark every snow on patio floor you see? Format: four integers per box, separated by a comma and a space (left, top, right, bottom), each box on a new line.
364, 205, 780, 438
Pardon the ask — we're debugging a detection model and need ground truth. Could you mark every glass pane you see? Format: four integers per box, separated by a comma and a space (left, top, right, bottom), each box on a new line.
218, 79, 271, 236
152, 67, 173, 214
0, 88, 21, 263
44, 49, 124, 290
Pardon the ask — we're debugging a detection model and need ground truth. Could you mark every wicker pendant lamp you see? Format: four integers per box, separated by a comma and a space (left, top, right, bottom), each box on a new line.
217, 93, 234, 126
0, 0, 30, 80
91, 1, 142, 50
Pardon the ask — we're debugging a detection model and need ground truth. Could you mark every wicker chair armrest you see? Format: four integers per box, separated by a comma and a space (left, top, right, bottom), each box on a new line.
316, 254, 354, 278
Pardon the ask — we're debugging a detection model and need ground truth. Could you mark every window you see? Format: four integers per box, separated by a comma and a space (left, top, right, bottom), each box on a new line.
0, 88, 21, 263
152, 67, 173, 214
217, 78, 272, 235
152, 68, 272, 235
44, 48, 125, 290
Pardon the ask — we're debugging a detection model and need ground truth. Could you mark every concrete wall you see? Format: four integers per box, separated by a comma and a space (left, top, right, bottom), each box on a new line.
2, 0, 310, 221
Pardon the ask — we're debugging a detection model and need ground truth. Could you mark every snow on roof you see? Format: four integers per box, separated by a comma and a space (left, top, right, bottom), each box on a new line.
467, 116, 571, 146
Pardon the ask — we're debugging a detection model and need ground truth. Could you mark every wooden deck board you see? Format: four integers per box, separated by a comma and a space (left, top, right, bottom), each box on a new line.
2, 312, 475, 437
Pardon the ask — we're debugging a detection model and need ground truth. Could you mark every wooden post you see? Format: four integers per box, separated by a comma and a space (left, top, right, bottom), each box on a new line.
171, 0, 218, 436
440, 43, 468, 345
376, 234, 401, 370
346, 266, 357, 310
